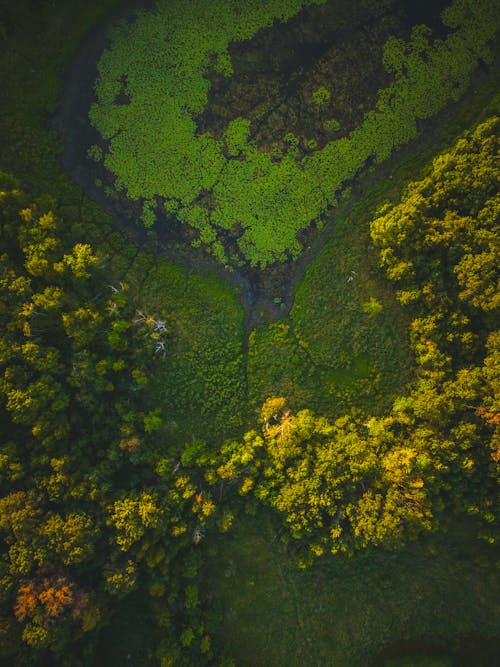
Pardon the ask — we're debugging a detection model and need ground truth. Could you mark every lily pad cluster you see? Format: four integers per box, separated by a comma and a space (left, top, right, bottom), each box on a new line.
89, 0, 498, 266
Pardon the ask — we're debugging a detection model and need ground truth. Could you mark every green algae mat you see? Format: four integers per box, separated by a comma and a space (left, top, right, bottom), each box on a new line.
88, 0, 498, 267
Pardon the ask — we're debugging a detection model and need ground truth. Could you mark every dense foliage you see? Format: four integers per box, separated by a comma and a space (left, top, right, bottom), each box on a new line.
89, 0, 498, 266
0, 177, 226, 664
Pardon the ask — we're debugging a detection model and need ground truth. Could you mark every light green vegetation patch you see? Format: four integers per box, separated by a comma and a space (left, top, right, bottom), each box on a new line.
89, 0, 499, 266
89, 0, 323, 265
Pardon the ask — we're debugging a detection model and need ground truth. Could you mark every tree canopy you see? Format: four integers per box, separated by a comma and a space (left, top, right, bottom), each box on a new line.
0, 176, 218, 662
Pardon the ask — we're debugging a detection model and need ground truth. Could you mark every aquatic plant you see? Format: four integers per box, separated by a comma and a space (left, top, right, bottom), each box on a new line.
89, 0, 498, 266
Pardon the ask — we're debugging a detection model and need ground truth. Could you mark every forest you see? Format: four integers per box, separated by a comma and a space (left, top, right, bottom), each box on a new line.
0, 0, 499, 665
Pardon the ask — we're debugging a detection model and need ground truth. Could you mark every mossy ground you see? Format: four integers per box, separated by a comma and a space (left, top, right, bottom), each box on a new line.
134, 256, 247, 442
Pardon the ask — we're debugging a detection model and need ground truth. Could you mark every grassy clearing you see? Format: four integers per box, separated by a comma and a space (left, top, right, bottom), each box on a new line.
247, 322, 318, 413
246, 317, 392, 419
204, 512, 500, 667
291, 210, 412, 416
134, 256, 247, 443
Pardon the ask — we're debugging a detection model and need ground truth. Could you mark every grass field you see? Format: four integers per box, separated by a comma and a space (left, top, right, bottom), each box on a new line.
136, 256, 247, 442
204, 512, 500, 666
